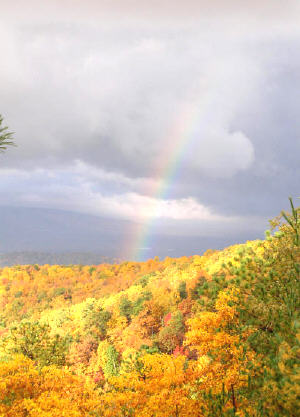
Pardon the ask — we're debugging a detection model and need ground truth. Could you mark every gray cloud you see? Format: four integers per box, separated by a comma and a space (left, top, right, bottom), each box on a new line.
0, 23, 260, 175
0, 0, 299, 233
0, 166, 265, 242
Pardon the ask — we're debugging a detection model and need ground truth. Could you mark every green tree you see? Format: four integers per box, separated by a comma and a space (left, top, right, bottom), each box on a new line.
104, 344, 120, 377
83, 305, 112, 341
119, 296, 133, 322
158, 311, 185, 353
178, 281, 187, 299
3, 321, 70, 368
0, 115, 15, 152
225, 198, 300, 416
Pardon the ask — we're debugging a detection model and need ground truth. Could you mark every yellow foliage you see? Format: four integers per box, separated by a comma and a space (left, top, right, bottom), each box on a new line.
0, 355, 102, 417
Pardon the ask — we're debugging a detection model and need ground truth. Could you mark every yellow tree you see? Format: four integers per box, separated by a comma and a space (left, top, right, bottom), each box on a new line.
100, 352, 202, 417
0, 355, 103, 417
185, 288, 255, 416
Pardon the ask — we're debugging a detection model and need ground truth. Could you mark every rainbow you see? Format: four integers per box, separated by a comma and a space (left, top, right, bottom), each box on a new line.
123, 100, 203, 262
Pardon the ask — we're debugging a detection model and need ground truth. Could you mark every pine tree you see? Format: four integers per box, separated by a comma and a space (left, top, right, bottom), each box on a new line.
0, 115, 15, 152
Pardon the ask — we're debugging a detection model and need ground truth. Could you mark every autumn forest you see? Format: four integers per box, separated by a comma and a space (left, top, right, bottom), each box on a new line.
1, 1, 300, 415
0, 200, 299, 416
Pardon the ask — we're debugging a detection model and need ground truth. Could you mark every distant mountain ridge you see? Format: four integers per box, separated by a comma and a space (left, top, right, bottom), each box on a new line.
0, 251, 118, 267
0, 206, 257, 263
0, 206, 129, 253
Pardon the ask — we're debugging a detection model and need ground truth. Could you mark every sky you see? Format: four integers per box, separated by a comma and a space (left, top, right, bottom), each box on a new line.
0, 0, 299, 260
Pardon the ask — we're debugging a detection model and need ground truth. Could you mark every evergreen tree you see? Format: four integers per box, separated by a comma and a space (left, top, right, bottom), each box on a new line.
3, 321, 70, 368
0, 115, 15, 152
104, 344, 119, 377
178, 281, 188, 299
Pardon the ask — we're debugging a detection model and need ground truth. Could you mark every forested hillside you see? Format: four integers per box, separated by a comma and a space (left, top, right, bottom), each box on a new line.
0, 202, 299, 417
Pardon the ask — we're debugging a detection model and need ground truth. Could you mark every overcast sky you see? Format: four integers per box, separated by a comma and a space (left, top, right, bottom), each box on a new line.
0, 0, 299, 257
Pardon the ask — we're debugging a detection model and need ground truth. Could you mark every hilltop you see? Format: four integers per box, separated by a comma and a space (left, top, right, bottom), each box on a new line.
0, 203, 299, 417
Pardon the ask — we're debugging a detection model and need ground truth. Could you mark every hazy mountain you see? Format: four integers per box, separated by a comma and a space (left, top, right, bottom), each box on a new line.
0, 206, 262, 265
0, 252, 117, 267
0, 206, 130, 253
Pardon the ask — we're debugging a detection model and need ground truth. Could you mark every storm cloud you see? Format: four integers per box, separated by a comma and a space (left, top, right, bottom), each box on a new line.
0, 0, 299, 253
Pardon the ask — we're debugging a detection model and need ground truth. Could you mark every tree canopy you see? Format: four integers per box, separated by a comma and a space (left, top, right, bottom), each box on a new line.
0, 114, 15, 152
